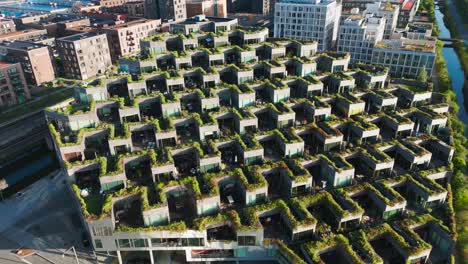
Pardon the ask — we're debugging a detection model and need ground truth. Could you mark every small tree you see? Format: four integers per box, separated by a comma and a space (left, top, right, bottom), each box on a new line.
417, 66, 428, 83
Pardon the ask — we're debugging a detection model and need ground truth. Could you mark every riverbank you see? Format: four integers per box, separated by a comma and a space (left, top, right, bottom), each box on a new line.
428, 1, 468, 262
439, 0, 468, 114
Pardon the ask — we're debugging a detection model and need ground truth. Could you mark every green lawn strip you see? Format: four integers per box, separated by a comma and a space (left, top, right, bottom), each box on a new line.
0, 88, 74, 124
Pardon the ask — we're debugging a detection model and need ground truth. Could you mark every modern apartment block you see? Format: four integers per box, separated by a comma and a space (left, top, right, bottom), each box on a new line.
186, 0, 228, 18
371, 38, 436, 78
0, 19, 16, 35
99, 18, 160, 61
405, 22, 433, 39
0, 62, 30, 107
364, 1, 399, 39
0, 41, 56, 86
42, 22, 457, 264
337, 13, 385, 63
56, 32, 112, 80
273, 0, 342, 51
144, 0, 187, 21
398, 0, 418, 28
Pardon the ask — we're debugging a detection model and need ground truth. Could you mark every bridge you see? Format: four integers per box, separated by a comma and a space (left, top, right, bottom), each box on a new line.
438, 37, 468, 47
438, 37, 463, 42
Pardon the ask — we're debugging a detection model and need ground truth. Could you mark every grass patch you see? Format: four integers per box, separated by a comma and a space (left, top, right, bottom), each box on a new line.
423, 0, 468, 261
84, 195, 104, 216
0, 88, 74, 125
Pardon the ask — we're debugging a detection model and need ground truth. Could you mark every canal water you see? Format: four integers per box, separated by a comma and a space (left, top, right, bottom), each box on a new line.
434, 6, 468, 137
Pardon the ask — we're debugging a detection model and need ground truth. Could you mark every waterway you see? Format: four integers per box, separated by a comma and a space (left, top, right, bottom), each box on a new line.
434, 5, 468, 137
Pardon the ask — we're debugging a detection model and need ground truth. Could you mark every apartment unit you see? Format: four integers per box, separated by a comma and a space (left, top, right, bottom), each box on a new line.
337, 13, 386, 63
144, 0, 187, 21
0, 19, 16, 35
56, 32, 112, 80
99, 19, 160, 61
186, 0, 228, 18
0, 41, 56, 85
364, 1, 400, 39
273, 0, 342, 51
0, 62, 30, 107
371, 38, 436, 78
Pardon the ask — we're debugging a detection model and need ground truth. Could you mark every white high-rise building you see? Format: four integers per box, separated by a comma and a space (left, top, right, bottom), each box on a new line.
274, 0, 342, 51
364, 1, 399, 39
337, 13, 386, 63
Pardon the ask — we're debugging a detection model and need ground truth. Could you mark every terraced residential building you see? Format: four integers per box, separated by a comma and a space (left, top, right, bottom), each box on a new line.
44, 24, 456, 264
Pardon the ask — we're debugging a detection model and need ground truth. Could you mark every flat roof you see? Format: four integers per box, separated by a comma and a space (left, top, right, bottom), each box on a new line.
103, 18, 157, 30
0, 40, 47, 50
402, 0, 415, 11
374, 39, 435, 53
0, 29, 46, 39
57, 32, 101, 42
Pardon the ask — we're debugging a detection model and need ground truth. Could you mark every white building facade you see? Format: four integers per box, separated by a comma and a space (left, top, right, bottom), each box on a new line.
337, 14, 386, 63
274, 0, 342, 51
365, 1, 399, 39
371, 39, 436, 78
